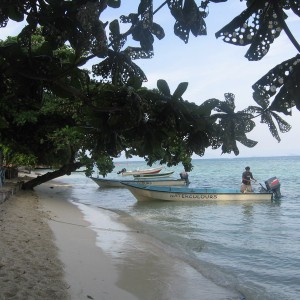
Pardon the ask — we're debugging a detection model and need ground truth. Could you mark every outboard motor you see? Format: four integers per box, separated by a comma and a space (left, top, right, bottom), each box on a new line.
264, 177, 281, 199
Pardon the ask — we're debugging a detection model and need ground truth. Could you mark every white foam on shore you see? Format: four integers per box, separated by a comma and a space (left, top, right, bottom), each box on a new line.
72, 201, 133, 258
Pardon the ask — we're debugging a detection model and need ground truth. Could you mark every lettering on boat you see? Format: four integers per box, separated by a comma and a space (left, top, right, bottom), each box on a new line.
169, 193, 218, 199
140, 181, 150, 185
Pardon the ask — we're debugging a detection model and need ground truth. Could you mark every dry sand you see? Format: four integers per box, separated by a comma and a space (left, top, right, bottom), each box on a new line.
0, 176, 243, 300
0, 188, 69, 300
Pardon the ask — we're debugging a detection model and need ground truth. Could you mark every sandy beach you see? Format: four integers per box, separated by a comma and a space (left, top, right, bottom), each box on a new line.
0, 176, 243, 300
0, 184, 69, 299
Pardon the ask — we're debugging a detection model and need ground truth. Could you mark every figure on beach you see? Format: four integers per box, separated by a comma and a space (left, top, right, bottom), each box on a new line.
0, 166, 5, 187
240, 166, 256, 193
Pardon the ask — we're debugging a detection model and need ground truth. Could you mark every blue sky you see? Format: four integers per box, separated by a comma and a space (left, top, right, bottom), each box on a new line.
2, 1, 300, 159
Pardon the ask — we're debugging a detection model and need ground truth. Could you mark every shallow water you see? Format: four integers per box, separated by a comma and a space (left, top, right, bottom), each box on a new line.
60, 156, 300, 300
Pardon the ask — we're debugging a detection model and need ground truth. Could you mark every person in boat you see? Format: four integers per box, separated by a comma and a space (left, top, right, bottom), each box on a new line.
241, 166, 256, 193
180, 170, 190, 184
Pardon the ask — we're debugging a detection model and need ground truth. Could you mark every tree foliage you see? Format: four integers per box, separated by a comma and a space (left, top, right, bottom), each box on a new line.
0, 0, 299, 189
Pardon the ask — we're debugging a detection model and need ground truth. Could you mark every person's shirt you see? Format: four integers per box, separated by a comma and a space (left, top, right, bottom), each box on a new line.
242, 171, 253, 185
180, 171, 188, 179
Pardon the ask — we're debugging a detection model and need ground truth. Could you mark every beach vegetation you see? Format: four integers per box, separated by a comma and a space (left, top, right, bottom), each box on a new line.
0, 1, 299, 189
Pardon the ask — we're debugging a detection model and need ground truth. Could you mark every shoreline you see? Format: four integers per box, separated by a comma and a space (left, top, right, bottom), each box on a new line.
1, 176, 243, 299
36, 181, 135, 300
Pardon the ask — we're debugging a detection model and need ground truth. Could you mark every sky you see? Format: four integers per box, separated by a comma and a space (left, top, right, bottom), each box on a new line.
1, 1, 300, 159
101, 1, 300, 159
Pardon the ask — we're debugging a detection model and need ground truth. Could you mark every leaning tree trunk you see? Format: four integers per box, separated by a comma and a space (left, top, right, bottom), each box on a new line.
22, 162, 84, 190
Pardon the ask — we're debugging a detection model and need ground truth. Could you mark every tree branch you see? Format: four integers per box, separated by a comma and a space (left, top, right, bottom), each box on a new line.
273, 1, 300, 53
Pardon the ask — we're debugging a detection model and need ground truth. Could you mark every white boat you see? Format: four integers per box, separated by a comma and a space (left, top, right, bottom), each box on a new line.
133, 171, 174, 179
118, 166, 164, 176
122, 183, 275, 202
90, 177, 188, 188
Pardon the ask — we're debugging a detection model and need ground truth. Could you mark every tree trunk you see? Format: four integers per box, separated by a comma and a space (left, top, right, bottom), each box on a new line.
22, 162, 84, 190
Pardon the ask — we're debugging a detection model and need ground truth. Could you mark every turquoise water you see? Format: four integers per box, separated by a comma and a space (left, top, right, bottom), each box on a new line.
61, 156, 300, 300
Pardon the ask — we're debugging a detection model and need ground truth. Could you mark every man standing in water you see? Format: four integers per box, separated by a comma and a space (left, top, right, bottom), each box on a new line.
241, 166, 256, 192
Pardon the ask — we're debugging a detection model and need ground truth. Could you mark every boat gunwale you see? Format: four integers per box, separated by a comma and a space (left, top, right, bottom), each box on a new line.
90, 177, 186, 183
121, 166, 164, 176
133, 171, 175, 178
122, 182, 273, 196
90, 177, 188, 188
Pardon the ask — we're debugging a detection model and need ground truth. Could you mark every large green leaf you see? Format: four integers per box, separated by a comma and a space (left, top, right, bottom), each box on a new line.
157, 79, 171, 97
215, 0, 286, 61
107, 0, 121, 8
173, 82, 188, 99
109, 19, 120, 36
8, 5, 24, 22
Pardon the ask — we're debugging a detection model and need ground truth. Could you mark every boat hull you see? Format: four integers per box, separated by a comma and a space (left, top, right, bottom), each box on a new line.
90, 177, 188, 188
123, 183, 273, 202
133, 171, 174, 179
121, 167, 163, 176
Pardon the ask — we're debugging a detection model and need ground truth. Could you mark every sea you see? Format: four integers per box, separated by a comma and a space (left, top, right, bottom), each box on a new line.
57, 156, 300, 300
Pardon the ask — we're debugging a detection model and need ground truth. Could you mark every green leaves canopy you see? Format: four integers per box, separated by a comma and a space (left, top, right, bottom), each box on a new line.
0, 0, 298, 183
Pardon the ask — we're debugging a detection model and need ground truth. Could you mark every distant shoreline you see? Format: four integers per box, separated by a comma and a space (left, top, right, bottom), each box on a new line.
113, 154, 300, 163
